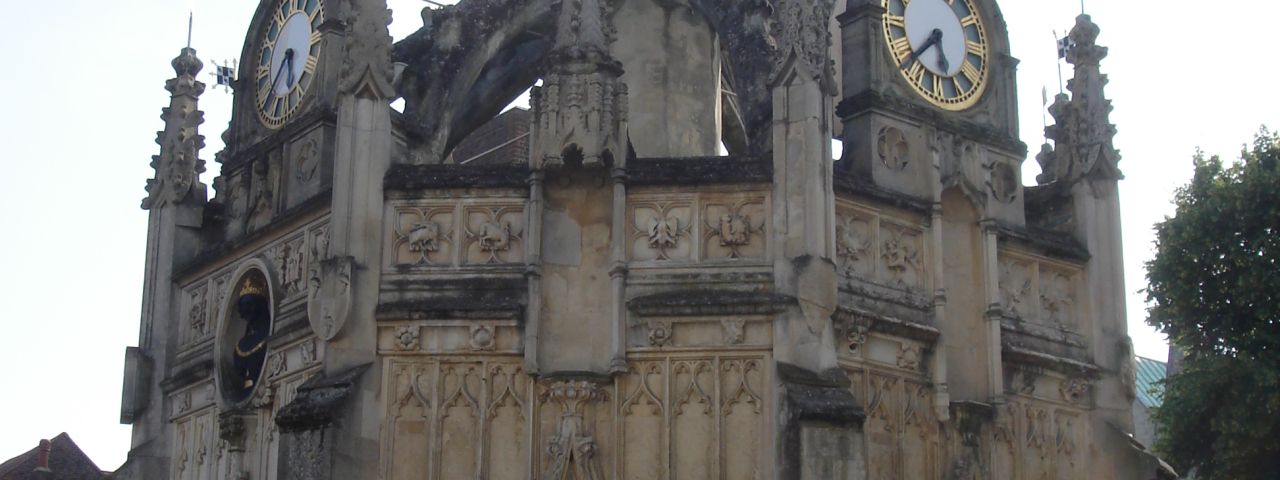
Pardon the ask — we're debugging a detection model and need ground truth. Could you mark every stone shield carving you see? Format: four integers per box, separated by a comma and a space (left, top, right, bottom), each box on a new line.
307, 256, 353, 341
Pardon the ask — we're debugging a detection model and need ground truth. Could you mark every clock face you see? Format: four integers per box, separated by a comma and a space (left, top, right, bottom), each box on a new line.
256, 0, 325, 128
882, 0, 989, 111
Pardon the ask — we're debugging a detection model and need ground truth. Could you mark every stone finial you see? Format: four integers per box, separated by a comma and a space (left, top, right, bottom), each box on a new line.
1039, 14, 1120, 186
171, 47, 204, 78
338, 0, 395, 98
143, 48, 207, 210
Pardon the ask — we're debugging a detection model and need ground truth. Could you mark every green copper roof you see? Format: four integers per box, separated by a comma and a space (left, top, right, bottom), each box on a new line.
1134, 356, 1168, 408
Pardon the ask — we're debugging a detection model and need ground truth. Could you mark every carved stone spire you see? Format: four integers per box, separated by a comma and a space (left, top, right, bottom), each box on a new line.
338, 0, 395, 98
143, 47, 207, 210
1039, 14, 1120, 185
529, 0, 628, 169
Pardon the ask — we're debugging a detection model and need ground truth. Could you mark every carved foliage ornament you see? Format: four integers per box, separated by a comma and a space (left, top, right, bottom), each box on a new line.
541, 381, 609, 480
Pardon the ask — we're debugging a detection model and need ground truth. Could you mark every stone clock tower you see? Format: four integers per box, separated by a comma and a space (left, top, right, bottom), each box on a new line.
118, 0, 1175, 478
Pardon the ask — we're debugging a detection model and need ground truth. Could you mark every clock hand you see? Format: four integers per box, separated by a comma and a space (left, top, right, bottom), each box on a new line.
901, 28, 944, 71
264, 54, 291, 106
935, 31, 950, 73
284, 49, 296, 88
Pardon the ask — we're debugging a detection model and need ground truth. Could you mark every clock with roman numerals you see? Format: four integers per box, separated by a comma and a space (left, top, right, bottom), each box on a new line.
882, 0, 989, 111
256, 0, 325, 128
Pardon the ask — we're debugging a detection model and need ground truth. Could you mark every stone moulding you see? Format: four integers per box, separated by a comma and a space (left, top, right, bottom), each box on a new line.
834, 305, 940, 345
626, 156, 772, 186
374, 298, 523, 322
627, 289, 794, 317
1001, 345, 1099, 378
383, 163, 532, 191
276, 363, 371, 433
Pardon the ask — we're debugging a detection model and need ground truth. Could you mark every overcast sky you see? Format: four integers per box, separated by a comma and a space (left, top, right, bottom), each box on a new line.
0, 0, 1275, 470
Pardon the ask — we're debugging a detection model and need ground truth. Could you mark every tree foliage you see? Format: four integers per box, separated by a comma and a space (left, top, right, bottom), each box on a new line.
1145, 129, 1280, 479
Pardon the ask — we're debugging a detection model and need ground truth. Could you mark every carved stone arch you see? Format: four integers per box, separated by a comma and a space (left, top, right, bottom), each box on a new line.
394, 0, 559, 163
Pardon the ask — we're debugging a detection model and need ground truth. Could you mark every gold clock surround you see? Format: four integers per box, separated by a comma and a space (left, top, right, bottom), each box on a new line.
255, 0, 325, 128
882, 0, 990, 111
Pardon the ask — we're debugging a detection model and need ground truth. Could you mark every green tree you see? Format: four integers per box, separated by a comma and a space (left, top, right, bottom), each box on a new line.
1145, 129, 1280, 479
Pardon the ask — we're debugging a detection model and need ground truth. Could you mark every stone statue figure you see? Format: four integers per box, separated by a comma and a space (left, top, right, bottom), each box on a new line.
231, 276, 271, 399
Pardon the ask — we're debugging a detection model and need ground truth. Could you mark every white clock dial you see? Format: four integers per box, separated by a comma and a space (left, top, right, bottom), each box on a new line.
904, 0, 966, 77
269, 13, 313, 96
256, 0, 325, 128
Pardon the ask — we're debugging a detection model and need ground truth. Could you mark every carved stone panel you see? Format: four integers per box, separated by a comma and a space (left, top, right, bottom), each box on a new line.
388, 199, 527, 268
380, 353, 769, 479
998, 252, 1081, 330
630, 200, 694, 262
628, 191, 770, 264
835, 201, 929, 292
391, 204, 456, 267
463, 204, 525, 265
704, 199, 767, 260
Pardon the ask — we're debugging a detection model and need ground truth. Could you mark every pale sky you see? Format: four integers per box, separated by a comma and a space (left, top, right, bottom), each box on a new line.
0, 0, 1274, 470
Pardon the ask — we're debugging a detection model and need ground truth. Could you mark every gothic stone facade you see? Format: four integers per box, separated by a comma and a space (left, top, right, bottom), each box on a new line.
118, 0, 1172, 478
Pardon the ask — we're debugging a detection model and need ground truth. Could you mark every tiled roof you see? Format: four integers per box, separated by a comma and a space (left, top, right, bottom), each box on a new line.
0, 433, 103, 480
1134, 356, 1168, 409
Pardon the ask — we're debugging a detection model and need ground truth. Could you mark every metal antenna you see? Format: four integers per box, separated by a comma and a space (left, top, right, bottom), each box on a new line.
187, 11, 194, 48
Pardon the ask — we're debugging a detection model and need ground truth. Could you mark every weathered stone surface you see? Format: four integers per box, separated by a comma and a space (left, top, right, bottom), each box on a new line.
123, 1, 1167, 478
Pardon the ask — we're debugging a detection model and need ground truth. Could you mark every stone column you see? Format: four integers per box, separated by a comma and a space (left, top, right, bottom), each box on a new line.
121, 46, 210, 479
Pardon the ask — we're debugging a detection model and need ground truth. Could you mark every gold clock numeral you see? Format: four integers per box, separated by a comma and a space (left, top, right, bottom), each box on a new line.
310, 30, 323, 45
960, 15, 978, 27
932, 75, 944, 97
900, 0, 911, 6
966, 40, 985, 56
906, 62, 925, 84
885, 14, 906, 30
304, 56, 319, 73
960, 61, 982, 84
890, 37, 913, 61
952, 77, 967, 95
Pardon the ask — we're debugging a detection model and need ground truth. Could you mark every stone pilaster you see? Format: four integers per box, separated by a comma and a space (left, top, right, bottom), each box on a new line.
526, 0, 630, 375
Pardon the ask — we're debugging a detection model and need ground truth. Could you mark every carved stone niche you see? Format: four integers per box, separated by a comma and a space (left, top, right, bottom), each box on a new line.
215, 263, 276, 408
